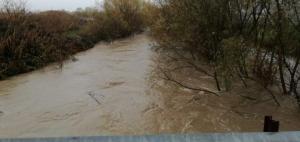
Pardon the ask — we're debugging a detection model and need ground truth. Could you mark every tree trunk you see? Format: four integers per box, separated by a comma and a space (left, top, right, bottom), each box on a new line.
278, 53, 288, 95
214, 70, 221, 91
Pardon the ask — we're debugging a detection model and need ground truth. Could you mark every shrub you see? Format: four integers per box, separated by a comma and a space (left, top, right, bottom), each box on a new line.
0, 0, 147, 79
79, 0, 145, 42
150, 0, 300, 104
0, 1, 89, 79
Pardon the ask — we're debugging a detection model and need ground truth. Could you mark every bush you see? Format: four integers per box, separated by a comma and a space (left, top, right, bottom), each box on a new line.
0, 0, 147, 79
32, 11, 79, 34
0, 1, 89, 79
79, 0, 145, 42
150, 0, 300, 104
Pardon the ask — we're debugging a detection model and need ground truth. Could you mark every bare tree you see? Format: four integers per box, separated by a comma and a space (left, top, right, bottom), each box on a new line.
150, 0, 300, 106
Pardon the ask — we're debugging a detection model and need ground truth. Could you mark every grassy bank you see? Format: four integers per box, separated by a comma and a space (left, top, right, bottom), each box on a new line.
0, 0, 145, 79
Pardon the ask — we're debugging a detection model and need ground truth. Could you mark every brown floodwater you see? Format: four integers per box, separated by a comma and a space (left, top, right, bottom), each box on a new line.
0, 34, 299, 138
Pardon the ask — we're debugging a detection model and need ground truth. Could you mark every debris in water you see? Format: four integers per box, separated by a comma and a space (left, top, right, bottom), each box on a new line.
71, 57, 78, 62
182, 88, 193, 93
102, 81, 125, 89
88, 91, 103, 105
198, 91, 205, 95
0, 111, 3, 116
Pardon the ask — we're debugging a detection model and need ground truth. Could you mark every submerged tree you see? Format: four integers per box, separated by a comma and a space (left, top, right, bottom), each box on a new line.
150, 0, 300, 105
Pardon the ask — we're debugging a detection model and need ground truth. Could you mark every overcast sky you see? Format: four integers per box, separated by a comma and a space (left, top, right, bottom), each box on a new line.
27, 0, 102, 11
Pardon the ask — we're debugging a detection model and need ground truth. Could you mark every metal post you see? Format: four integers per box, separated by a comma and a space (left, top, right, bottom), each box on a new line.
264, 116, 280, 132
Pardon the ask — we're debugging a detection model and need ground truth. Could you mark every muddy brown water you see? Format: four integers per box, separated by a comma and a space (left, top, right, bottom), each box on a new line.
0, 34, 299, 138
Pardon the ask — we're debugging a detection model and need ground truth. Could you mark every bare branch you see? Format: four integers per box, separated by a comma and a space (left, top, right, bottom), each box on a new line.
158, 66, 219, 96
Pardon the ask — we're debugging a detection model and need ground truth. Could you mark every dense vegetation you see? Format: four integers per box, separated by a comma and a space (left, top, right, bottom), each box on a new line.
1, 0, 300, 106
149, 0, 300, 105
0, 0, 145, 79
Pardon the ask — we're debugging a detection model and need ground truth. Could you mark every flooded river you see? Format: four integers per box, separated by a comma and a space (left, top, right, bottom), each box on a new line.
0, 34, 299, 138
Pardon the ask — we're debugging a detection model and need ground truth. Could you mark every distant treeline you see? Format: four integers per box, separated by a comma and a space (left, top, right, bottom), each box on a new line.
147, 0, 300, 105
0, 0, 146, 79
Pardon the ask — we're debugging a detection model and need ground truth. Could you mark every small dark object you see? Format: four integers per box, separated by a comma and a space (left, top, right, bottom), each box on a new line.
263, 116, 280, 132
71, 57, 78, 62
88, 92, 102, 105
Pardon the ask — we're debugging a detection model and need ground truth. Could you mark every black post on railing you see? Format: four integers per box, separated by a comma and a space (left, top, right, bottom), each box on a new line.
263, 116, 280, 132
